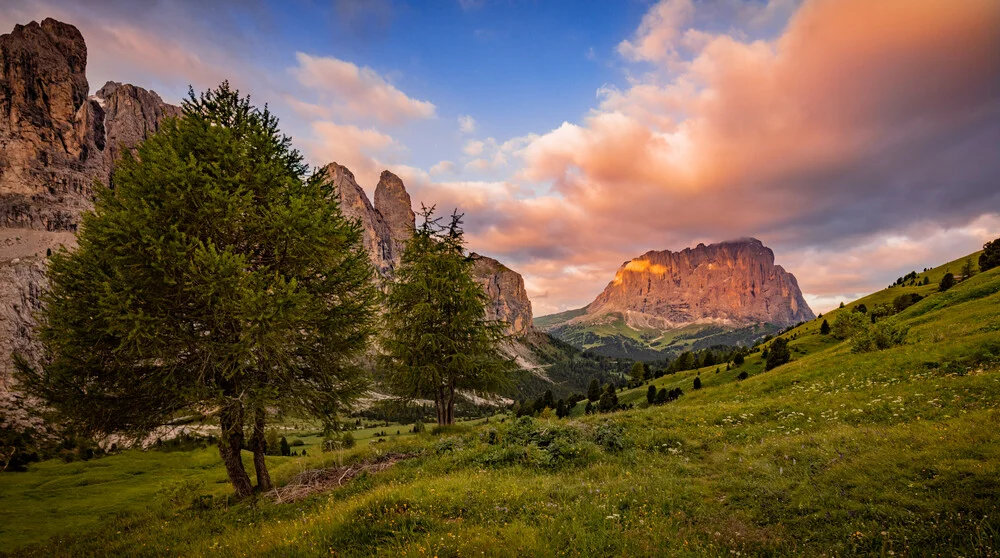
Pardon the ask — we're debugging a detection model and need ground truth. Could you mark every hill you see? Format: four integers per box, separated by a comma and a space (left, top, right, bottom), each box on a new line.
2, 246, 998, 556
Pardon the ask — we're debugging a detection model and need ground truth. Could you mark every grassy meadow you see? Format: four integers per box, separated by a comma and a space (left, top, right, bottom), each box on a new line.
2, 254, 1000, 556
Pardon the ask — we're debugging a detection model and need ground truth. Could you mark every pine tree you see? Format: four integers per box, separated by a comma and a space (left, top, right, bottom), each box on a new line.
279, 437, 291, 457
629, 361, 646, 386
820, 319, 831, 335
381, 208, 515, 425
587, 378, 601, 402
598, 383, 619, 413
693, 377, 702, 390
765, 338, 792, 371
647, 385, 656, 404
15, 83, 377, 498
939, 273, 956, 292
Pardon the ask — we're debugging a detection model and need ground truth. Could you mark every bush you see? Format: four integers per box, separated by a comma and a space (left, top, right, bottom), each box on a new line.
981, 237, 1000, 272
593, 422, 628, 452
693, 377, 702, 390
733, 353, 745, 366
851, 319, 908, 353
939, 273, 955, 292
820, 319, 830, 335
737, 371, 749, 381
412, 419, 425, 434
892, 293, 923, 313
765, 338, 791, 371
646, 385, 656, 404
832, 312, 868, 340
279, 437, 291, 456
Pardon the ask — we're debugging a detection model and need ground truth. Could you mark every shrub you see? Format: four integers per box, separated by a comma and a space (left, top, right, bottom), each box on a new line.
939, 273, 955, 292
279, 437, 291, 456
765, 338, 791, 370
832, 311, 868, 340
893, 293, 923, 313
981, 237, 1000, 272
412, 419, 425, 434
593, 422, 628, 452
646, 385, 656, 405
737, 371, 749, 381
852, 319, 908, 353
655, 388, 667, 404
733, 353, 745, 366
693, 377, 702, 390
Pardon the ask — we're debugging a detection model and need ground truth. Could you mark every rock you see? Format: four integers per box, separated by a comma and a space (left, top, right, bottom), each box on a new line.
324, 162, 400, 277
0, 19, 179, 389
0, 258, 47, 391
585, 238, 814, 328
374, 170, 415, 264
470, 253, 534, 337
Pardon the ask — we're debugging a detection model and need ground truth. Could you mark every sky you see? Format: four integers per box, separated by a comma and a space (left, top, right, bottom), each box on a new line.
3, 0, 999, 315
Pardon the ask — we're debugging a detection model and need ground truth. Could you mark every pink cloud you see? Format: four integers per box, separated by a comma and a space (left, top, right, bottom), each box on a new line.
291, 52, 436, 126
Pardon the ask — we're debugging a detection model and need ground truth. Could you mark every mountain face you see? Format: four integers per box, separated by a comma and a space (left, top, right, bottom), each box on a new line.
0, 19, 180, 386
322, 163, 534, 337
589, 238, 813, 327
470, 254, 533, 337
539, 239, 813, 359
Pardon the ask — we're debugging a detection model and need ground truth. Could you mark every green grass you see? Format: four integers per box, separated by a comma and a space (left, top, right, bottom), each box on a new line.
3, 257, 1000, 556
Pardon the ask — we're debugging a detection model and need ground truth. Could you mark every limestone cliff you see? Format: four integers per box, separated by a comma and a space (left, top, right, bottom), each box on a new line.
0, 19, 178, 388
470, 253, 533, 337
585, 238, 814, 328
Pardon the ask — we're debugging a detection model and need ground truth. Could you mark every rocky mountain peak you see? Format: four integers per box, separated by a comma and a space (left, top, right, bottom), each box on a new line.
586, 238, 813, 328
374, 170, 415, 259
470, 253, 533, 337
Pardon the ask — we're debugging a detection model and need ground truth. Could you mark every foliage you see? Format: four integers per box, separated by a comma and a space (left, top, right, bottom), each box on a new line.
587, 379, 601, 402
13, 83, 378, 497
981, 237, 1000, 272
831, 311, 868, 340
851, 319, 908, 353
939, 272, 956, 292
764, 338, 791, 371
381, 208, 515, 425
819, 319, 831, 335
693, 377, 702, 390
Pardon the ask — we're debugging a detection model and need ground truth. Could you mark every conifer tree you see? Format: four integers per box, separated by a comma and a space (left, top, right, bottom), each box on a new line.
820, 319, 831, 335
647, 385, 657, 405
381, 208, 515, 425
765, 338, 792, 370
15, 83, 378, 497
587, 378, 602, 402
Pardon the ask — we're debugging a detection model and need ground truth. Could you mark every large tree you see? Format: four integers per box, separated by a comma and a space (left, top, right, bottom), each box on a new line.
381, 208, 515, 425
15, 83, 378, 497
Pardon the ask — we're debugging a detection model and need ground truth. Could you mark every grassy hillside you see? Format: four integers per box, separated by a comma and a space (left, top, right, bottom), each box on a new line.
2, 252, 999, 556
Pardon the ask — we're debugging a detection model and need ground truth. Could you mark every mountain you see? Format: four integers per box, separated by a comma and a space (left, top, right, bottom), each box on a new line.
0, 19, 180, 386
539, 238, 814, 359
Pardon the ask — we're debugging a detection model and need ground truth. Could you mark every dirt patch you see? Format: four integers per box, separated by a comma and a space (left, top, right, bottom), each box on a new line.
270, 452, 418, 503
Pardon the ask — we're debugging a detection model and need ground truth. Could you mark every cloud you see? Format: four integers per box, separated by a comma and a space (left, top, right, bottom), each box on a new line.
458, 114, 477, 134
291, 52, 436, 126
304, 121, 400, 189
617, 0, 694, 64
430, 160, 456, 175
463, 140, 485, 156
449, 0, 1000, 314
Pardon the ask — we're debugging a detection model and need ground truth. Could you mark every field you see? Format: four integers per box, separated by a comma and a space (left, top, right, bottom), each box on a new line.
2, 255, 999, 556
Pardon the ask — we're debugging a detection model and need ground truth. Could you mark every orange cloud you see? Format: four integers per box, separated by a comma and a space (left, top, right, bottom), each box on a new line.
291, 52, 436, 126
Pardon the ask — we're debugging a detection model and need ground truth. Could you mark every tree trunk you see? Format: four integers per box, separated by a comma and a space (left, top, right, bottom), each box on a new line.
218, 402, 253, 498
435, 387, 447, 426
251, 406, 272, 492
446, 383, 456, 425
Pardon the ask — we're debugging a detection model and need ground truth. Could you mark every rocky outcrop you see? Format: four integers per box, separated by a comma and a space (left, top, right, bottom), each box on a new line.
323, 163, 415, 277
470, 253, 533, 337
0, 257, 46, 391
585, 238, 813, 328
0, 18, 178, 389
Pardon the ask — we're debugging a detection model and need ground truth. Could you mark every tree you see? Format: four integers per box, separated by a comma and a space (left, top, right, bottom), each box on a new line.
587, 379, 602, 402
765, 338, 791, 371
655, 388, 668, 404
702, 352, 716, 368
981, 238, 1000, 272
382, 208, 515, 426
961, 258, 975, 280
629, 362, 646, 386
585, 401, 595, 415
737, 371, 749, 381
693, 377, 702, 390
820, 319, 831, 335
598, 383, 619, 413
15, 83, 378, 498
646, 385, 657, 405
279, 437, 291, 457
733, 353, 745, 366
556, 399, 569, 419
853, 304, 868, 314
939, 272, 956, 292
831, 312, 867, 340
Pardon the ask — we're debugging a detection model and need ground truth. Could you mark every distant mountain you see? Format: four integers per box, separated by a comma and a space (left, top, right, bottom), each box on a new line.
539, 238, 814, 359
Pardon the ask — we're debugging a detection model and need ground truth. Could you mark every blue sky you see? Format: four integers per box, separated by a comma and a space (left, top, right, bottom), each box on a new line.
2, 0, 999, 315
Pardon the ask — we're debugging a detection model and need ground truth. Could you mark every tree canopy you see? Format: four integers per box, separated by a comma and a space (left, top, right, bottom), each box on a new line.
381, 208, 515, 425
16, 83, 378, 497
